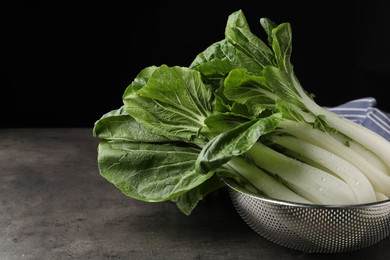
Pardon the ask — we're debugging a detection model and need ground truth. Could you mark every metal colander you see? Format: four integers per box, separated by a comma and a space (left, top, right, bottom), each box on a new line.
224, 179, 390, 253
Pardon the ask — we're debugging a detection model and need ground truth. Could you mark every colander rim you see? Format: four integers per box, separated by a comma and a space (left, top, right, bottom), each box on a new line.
223, 178, 390, 209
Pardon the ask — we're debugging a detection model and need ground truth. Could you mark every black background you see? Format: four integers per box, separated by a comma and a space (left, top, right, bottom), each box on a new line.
2, 1, 390, 127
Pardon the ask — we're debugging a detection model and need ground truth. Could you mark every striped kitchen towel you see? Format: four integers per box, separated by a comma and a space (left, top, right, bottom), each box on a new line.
327, 97, 390, 141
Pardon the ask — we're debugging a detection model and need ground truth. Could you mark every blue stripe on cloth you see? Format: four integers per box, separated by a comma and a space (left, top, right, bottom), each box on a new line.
327, 97, 390, 141
364, 108, 390, 136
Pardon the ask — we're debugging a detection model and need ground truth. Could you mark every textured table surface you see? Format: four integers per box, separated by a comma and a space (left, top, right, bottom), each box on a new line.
1, 128, 389, 260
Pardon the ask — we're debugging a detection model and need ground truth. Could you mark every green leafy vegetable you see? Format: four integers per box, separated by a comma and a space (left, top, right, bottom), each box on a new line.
94, 9, 390, 215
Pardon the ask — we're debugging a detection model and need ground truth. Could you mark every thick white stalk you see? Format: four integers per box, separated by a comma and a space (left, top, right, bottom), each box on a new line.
375, 192, 389, 201
291, 74, 390, 169
247, 142, 357, 205
279, 120, 390, 197
228, 157, 312, 204
270, 135, 377, 203
330, 132, 390, 174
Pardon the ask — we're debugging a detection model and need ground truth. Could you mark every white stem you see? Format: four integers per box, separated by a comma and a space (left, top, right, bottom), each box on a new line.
270, 135, 377, 203
375, 192, 389, 201
279, 120, 390, 197
330, 132, 390, 174
228, 157, 312, 204
247, 142, 358, 205
292, 74, 390, 169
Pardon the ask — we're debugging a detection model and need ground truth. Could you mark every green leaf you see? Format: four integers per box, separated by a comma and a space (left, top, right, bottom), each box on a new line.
214, 85, 233, 113
274, 100, 306, 122
224, 68, 276, 116
123, 65, 213, 144
190, 40, 238, 81
128, 66, 158, 92
98, 141, 213, 202
171, 174, 222, 215
203, 112, 249, 138
225, 10, 276, 71
196, 113, 282, 174
190, 39, 264, 79
123, 65, 212, 142
260, 17, 277, 47
190, 11, 281, 78
262, 66, 302, 106
93, 106, 169, 142
271, 22, 293, 73
137, 65, 212, 118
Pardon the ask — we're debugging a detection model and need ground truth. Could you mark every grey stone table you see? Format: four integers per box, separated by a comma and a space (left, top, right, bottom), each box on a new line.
1, 128, 389, 260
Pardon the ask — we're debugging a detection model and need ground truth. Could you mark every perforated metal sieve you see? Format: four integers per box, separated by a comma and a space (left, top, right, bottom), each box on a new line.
224, 179, 390, 253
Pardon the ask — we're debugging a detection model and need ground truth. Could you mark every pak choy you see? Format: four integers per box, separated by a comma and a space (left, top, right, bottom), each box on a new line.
93, 10, 390, 215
